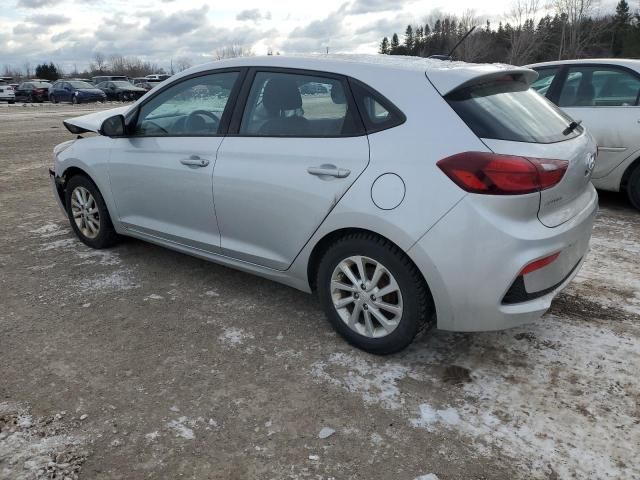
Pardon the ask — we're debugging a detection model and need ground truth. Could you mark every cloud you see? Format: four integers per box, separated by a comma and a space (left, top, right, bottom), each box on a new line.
236, 9, 271, 22
16, 0, 62, 7
25, 13, 70, 25
143, 6, 209, 35
347, 0, 404, 14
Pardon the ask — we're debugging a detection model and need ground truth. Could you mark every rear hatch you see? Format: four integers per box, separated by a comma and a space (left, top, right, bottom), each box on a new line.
443, 73, 597, 227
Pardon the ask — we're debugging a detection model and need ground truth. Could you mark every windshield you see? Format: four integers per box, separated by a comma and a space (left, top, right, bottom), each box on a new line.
69, 81, 93, 89
446, 77, 582, 144
112, 81, 133, 87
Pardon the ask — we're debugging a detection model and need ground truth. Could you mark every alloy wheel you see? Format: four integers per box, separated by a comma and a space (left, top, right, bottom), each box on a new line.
70, 186, 100, 239
330, 255, 403, 338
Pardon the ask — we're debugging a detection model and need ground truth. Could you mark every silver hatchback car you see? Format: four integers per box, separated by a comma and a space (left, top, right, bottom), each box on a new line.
50, 55, 598, 354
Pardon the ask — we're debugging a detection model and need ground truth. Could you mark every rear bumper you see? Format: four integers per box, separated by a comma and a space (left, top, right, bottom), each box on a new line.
407, 185, 598, 331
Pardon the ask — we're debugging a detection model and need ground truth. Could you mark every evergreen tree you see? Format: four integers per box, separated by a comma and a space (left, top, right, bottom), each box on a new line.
404, 25, 414, 52
379, 37, 390, 54
613, 0, 631, 55
390, 33, 400, 54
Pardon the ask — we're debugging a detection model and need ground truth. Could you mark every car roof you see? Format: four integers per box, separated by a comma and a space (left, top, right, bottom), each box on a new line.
175, 54, 537, 96
527, 58, 640, 71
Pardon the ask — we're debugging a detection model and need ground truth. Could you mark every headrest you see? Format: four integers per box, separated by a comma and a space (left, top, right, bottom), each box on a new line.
263, 77, 302, 115
330, 84, 346, 104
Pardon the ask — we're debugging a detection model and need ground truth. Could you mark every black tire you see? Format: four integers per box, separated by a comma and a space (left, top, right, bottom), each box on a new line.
8, 100, 14, 104
627, 164, 640, 211
117, 92, 124, 102
65, 175, 118, 249
316, 233, 433, 355
72, 95, 79, 105
28, 94, 34, 103
51, 95, 58, 104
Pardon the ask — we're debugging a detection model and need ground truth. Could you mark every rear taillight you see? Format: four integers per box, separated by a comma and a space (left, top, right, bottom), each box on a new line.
519, 252, 560, 275
437, 152, 568, 195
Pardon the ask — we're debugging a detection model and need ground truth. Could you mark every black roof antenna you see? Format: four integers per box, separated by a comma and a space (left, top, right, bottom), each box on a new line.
429, 26, 477, 61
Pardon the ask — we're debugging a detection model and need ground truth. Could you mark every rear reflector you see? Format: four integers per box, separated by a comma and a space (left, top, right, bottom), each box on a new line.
437, 152, 568, 195
520, 252, 560, 276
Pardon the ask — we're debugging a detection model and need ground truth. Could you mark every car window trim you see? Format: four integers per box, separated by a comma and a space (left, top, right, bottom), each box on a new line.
552, 63, 640, 107
124, 67, 248, 138
226, 66, 366, 138
347, 77, 407, 134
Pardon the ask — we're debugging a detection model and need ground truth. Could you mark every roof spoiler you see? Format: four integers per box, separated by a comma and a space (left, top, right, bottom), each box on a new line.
427, 68, 539, 97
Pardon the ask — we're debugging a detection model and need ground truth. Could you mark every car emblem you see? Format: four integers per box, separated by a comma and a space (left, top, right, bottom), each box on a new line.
585, 153, 596, 177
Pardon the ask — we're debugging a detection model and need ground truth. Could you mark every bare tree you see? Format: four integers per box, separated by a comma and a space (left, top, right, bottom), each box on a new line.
456, 10, 488, 61
554, 0, 600, 58
505, 0, 544, 65
215, 45, 254, 60
23, 61, 31, 78
174, 56, 193, 72
92, 52, 106, 73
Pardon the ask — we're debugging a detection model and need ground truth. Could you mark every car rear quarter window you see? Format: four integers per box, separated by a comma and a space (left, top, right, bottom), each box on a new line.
446, 76, 581, 144
349, 79, 405, 133
530, 67, 560, 96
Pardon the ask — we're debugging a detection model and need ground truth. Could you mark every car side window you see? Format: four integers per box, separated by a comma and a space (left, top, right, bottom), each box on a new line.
349, 79, 405, 133
530, 68, 559, 96
133, 71, 239, 137
558, 66, 640, 107
239, 71, 362, 137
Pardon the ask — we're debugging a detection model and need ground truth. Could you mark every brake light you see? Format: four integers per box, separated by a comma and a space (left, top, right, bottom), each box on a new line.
520, 252, 560, 275
437, 152, 568, 195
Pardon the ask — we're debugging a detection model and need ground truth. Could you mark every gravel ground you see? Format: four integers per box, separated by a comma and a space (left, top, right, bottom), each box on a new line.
1, 105, 639, 480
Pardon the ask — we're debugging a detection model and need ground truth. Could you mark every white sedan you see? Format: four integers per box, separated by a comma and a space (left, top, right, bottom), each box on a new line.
0, 83, 15, 104
528, 59, 640, 210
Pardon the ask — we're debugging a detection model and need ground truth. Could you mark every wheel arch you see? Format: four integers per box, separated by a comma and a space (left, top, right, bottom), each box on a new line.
306, 227, 434, 304
621, 155, 640, 191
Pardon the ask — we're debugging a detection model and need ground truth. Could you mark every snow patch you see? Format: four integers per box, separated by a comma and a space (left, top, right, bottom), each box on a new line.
166, 417, 196, 440
219, 327, 254, 346
76, 270, 137, 292
310, 352, 416, 410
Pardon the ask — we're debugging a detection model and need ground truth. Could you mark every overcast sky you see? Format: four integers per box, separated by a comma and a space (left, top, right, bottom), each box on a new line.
0, 0, 618, 72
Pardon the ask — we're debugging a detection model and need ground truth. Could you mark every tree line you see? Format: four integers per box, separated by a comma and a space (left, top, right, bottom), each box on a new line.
379, 0, 640, 65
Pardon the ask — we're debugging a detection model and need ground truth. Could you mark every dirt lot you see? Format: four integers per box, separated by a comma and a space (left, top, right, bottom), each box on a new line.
1, 105, 639, 480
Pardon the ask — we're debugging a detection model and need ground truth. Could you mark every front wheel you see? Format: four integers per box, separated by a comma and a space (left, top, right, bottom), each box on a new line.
72, 95, 79, 105
627, 164, 640, 211
316, 233, 433, 354
65, 175, 118, 249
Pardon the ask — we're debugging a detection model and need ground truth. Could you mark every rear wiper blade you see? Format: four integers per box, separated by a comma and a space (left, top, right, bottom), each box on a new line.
563, 120, 582, 135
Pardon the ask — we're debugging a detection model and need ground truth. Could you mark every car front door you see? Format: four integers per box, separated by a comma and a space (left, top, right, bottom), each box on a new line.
551, 65, 640, 179
107, 70, 243, 253
213, 69, 370, 270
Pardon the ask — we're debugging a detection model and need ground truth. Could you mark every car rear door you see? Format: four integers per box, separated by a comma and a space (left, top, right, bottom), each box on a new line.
213, 69, 370, 270
107, 70, 243, 253
551, 64, 640, 180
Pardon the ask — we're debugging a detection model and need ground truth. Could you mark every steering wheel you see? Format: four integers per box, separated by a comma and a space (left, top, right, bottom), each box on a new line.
185, 110, 220, 133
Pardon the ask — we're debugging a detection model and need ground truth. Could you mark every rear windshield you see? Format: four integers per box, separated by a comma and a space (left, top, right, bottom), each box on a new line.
446, 77, 582, 144
69, 81, 93, 88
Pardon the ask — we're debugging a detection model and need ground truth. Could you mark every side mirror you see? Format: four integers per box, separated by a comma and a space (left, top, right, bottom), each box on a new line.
100, 114, 125, 137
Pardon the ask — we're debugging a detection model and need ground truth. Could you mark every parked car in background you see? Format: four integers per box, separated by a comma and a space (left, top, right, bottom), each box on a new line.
145, 73, 170, 81
528, 59, 640, 210
0, 83, 15, 103
49, 80, 106, 104
95, 81, 147, 101
51, 55, 597, 353
14, 81, 51, 103
92, 75, 129, 85
131, 78, 157, 91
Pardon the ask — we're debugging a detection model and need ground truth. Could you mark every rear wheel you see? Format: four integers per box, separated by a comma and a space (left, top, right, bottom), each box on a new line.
65, 175, 118, 249
627, 164, 640, 211
317, 233, 433, 354
51, 95, 58, 103
72, 95, 79, 105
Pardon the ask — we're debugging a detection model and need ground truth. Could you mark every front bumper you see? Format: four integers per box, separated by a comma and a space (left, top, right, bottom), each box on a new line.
407, 185, 598, 332
49, 169, 67, 218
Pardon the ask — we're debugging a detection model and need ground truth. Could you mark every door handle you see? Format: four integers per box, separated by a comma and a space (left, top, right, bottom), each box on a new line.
307, 164, 351, 178
180, 155, 209, 167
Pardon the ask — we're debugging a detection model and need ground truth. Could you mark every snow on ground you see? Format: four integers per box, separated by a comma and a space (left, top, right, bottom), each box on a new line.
309, 204, 640, 479
0, 403, 88, 480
